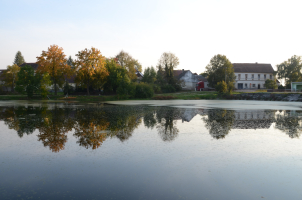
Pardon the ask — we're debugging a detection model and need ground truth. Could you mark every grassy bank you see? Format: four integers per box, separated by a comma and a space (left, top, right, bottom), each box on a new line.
0, 90, 300, 102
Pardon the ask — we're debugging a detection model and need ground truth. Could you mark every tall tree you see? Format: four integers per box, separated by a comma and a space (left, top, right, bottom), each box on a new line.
276, 55, 302, 89
15, 65, 40, 98
75, 47, 109, 95
6, 64, 20, 92
103, 58, 129, 93
142, 66, 157, 84
157, 52, 182, 92
158, 52, 179, 82
206, 54, 236, 91
13, 51, 25, 66
36, 45, 72, 95
115, 50, 142, 80
66, 56, 74, 68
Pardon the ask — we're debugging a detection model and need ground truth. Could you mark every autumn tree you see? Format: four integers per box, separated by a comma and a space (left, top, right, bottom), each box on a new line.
6, 64, 20, 92
276, 55, 302, 89
13, 51, 25, 66
206, 54, 236, 92
115, 50, 142, 80
36, 45, 72, 95
75, 47, 109, 95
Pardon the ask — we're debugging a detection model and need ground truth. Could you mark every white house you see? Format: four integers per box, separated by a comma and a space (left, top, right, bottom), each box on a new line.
174, 69, 208, 90
233, 63, 275, 89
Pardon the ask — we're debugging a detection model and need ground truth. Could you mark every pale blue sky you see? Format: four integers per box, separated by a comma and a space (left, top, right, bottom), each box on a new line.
1, 0, 302, 73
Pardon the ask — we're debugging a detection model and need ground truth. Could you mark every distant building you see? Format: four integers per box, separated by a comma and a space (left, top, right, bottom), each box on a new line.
233, 63, 275, 89
174, 69, 208, 90
291, 82, 302, 92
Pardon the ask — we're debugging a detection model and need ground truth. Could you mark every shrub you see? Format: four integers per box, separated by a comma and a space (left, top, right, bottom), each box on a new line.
135, 83, 154, 98
161, 85, 176, 93
215, 81, 227, 93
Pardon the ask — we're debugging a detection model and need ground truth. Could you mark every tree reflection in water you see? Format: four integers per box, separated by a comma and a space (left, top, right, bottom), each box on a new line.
37, 107, 74, 152
156, 107, 180, 141
275, 110, 302, 138
203, 109, 235, 139
2, 104, 302, 152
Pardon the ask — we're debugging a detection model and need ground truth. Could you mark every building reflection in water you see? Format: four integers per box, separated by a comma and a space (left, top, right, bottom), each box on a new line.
0, 104, 302, 152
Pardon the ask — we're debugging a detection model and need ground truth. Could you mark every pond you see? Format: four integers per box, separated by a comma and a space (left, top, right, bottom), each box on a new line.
1, 100, 302, 200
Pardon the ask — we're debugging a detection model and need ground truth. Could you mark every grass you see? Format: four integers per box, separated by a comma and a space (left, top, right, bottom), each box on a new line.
0, 90, 299, 102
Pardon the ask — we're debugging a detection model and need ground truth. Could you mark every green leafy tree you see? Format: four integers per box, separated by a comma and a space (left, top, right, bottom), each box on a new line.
276, 55, 302, 89
142, 66, 157, 84
66, 56, 74, 68
103, 58, 129, 93
15, 65, 40, 97
264, 79, 278, 89
40, 73, 52, 98
206, 54, 236, 92
13, 51, 25, 66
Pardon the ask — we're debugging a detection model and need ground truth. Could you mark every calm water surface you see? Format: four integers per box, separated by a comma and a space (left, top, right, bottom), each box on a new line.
1, 100, 302, 200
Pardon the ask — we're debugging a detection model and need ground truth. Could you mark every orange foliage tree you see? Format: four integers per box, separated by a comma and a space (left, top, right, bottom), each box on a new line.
75, 47, 109, 95
36, 45, 73, 95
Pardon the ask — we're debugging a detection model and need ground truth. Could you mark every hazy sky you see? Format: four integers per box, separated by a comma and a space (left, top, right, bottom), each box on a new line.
1, 0, 302, 73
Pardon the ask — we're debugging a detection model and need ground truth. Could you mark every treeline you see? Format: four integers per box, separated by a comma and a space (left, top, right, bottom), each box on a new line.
1, 45, 183, 98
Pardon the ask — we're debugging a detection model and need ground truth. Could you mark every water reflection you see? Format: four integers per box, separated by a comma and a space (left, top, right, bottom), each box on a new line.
1, 104, 302, 152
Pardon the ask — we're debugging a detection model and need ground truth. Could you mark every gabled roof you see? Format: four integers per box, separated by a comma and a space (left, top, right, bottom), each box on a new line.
20, 63, 39, 70
195, 75, 207, 82
232, 63, 275, 73
173, 70, 189, 79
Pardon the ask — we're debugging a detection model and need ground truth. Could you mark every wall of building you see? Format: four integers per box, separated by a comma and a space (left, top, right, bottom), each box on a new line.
235, 72, 274, 89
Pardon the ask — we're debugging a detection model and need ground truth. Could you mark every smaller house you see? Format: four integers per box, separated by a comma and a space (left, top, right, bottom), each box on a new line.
174, 69, 208, 90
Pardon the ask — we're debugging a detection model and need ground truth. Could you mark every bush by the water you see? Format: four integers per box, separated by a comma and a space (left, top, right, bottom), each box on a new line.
117, 82, 154, 99
135, 83, 154, 98
215, 81, 227, 93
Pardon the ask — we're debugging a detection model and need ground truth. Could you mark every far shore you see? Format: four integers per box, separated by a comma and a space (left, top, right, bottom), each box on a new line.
0, 91, 301, 102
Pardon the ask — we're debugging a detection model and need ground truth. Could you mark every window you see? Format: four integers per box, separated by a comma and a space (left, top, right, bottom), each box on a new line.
245, 74, 248, 80
238, 74, 241, 80
252, 84, 256, 87
258, 74, 260, 80
245, 83, 248, 88
270, 75, 272, 79
252, 74, 254, 79
263, 84, 265, 88
264, 75, 266, 80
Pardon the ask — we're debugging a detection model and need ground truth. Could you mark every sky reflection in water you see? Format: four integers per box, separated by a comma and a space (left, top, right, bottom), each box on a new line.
1, 102, 302, 200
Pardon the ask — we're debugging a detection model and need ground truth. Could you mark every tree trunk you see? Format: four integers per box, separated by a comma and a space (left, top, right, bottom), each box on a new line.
87, 85, 90, 96
11, 83, 14, 93
54, 79, 57, 95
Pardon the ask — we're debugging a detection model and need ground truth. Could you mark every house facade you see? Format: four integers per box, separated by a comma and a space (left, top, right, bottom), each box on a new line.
174, 69, 208, 90
233, 63, 275, 89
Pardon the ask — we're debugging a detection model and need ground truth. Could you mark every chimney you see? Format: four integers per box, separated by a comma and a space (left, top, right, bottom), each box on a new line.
256, 62, 258, 64
182, 69, 184, 72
